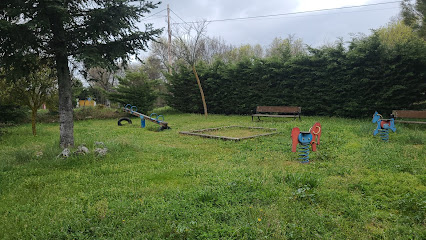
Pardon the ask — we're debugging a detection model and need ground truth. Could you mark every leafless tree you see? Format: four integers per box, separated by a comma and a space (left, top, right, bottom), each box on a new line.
87, 67, 119, 92
171, 20, 210, 118
150, 37, 171, 71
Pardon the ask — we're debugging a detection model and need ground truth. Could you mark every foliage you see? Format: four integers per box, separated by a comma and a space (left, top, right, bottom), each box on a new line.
401, 0, 426, 39
36, 107, 127, 123
45, 93, 59, 113
167, 32, 426, 117
109, 69, 158, 114
85, 67, 122, 105
0, 0, 162, 147
5, 62, 57, 135
0, 104, 29, 124
220, 44, 264, 63
0, 114, 425, 239
0, 74, 29, 123
265, 35, 306, 60
376, 20, 419, 47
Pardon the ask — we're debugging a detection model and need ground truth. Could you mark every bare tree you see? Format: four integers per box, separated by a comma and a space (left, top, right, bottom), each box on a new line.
200, 36, 233, 64
87, 67, 118, 92
171, 20, 209, 118
150, 37, 171, 72
86, 67, 123, 106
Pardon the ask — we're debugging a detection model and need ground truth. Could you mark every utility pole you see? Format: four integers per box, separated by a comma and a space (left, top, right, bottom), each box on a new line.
167, 4, 172, 74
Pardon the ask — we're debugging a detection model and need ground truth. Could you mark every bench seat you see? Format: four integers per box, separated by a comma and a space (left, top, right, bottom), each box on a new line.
252, 114, 299, 118
392, 110, 426, 124
252, 106, 301, 121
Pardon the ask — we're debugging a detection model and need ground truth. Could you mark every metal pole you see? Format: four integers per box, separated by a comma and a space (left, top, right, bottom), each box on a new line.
167, 4, 172, 74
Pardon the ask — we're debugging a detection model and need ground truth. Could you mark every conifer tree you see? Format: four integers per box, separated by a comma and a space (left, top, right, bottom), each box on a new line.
0, 0, 162, 147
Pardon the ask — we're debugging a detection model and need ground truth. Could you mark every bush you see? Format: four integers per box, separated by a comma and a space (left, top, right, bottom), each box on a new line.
73, 107, 126, 120
0, 104, 29, 123
109, 69, 158, 114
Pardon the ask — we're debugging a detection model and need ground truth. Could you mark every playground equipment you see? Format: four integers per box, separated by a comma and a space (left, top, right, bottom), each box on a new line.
121, 104, 170, 130
117, 117, 132, 126
291, 122, 321, 163
372, 111, 395, 142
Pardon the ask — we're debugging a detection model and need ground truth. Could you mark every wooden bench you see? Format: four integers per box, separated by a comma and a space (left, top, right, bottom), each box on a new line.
392, 110, 426, 124
252, 106, 301, 121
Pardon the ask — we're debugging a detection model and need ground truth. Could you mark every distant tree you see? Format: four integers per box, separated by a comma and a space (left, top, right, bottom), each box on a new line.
401, 0, 426, 39
199, 36, 232, 64
71, 78, 84, 107
0, 0, 162, 147
265, 35, 306, 60
377, 19, 419, 47
85, 67, 123, 106
142, 56, 164, 81
109, 69, 157, 113
222, 44, 264, 62
87, 68, 119, 93
10, 63, 57, 135
150, 38, 171, 71
151, 35, 231, 72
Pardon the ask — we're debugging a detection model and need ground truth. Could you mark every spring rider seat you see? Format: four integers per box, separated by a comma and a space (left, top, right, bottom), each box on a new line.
372, 111, 396, 142
291, 122, 321, 163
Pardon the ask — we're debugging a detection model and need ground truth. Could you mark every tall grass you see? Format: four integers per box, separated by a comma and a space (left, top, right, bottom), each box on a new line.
0, 113, 425, 239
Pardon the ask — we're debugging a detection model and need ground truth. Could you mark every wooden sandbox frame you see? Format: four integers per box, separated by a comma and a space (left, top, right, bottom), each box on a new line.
179, 125, 278, 141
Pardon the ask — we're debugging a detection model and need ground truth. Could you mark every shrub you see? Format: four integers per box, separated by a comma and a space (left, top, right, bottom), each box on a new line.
0, 104, 30, 124
109, 69, 158, 114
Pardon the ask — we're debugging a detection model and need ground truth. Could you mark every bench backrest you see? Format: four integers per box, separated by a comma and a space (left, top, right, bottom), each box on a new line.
256, 106, 301, 114
392, 110, 426, 119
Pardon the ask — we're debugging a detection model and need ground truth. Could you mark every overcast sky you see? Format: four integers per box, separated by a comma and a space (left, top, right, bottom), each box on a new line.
139, 0, 402, 51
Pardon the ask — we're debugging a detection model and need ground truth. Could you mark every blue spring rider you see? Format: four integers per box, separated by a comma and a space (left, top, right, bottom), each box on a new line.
372, 111, 396, 142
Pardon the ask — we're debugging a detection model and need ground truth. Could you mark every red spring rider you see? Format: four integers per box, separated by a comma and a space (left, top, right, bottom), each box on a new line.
291, 122, 322, 163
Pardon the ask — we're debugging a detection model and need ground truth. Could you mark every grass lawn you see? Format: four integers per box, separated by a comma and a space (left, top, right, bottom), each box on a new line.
0, 110, 425, 239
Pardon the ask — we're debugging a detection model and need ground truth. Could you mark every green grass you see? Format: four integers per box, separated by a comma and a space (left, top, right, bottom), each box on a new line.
0, 113, 425, 239
186, 126, 276, 139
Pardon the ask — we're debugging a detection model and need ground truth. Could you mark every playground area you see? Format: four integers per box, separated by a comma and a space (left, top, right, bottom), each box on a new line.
0, 111, 424, 239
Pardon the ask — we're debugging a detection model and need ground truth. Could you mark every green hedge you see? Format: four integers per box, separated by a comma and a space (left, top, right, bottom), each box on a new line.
166, 33, 426, 118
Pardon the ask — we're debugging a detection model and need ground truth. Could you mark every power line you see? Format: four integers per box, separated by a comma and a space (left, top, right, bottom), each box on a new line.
146, 15, 167, 21
170, 10, 197, 35
141, 9, 166, 21
170, 12, 208, 38
249, 6, 400, 21
173, 1, 402, 24
170, 9, 191, 27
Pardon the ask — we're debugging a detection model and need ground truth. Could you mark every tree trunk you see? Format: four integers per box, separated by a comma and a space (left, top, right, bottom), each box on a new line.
31, 107, 37, 136
48, 11, 74, 148
192, 64, 208, 118
56, 53, 74, 148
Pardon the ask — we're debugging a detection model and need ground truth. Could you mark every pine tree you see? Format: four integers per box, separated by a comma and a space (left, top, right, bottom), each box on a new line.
0, 0, 162, 147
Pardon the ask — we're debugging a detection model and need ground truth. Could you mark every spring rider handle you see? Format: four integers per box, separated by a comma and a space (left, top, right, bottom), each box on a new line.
310, 122, 322, 151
